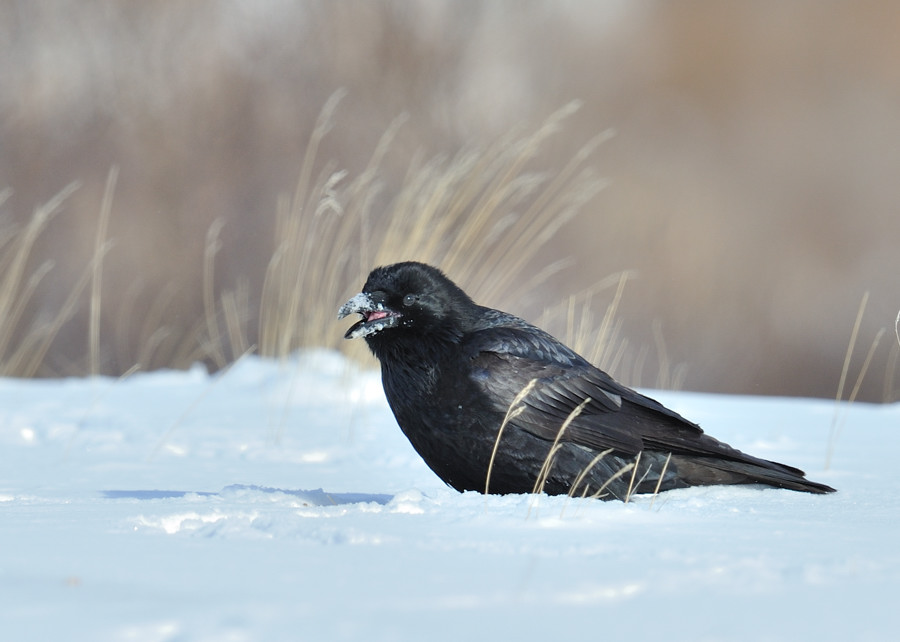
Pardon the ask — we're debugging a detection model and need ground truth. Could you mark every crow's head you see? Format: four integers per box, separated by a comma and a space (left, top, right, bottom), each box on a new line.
338, 262, 475, 345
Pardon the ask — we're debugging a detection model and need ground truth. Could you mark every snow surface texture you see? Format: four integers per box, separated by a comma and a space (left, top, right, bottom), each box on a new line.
1, 350, 897, 641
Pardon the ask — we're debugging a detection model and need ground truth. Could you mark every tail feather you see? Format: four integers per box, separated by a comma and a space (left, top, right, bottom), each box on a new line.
673, 455, 836, 494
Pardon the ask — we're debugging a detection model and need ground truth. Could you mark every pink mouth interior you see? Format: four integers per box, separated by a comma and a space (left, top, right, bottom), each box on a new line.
365, 310, 391, 322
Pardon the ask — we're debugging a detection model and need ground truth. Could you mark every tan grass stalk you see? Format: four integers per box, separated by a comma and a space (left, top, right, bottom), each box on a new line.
531, 397, 592, 496
587, 461, 636, 501
590, 270, 632, 367
0, 183, 85, 376
566, 448, 615, 499
624, 451, 642, 503
895, 309, 900, 349
558, 447, 618, 518
884, 343, 898, 403
220, 280, 251, 359
825, 292, 869, 470
0, 182, 80, 366
202, 218, 227, 369
651, 320, 671, 390
90, 167, 117, 375
886, 310, 900, 402
485, 378, 538, 496
826, 327, 885, 460
848, 328, 884, 404
836, 292, 868, 402
7, 249, 98, 377
258, 90, 350, 358
629, 344, 649, 389
649, 452, 673, 510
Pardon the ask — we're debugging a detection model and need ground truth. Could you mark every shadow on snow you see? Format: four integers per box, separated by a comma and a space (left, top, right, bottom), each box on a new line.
101, 484, 394, 506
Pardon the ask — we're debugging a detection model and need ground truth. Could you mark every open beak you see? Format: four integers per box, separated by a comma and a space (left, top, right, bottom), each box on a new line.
338, 293, 402, 339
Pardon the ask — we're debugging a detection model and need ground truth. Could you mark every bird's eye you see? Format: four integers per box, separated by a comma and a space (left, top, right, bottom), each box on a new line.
402, 294, 418, 307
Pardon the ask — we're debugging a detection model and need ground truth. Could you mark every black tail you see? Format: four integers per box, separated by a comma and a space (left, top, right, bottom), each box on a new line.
673, 455, 836, 494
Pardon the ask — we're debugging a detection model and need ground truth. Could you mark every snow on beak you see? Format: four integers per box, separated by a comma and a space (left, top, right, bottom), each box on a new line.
338, 293, 402, 339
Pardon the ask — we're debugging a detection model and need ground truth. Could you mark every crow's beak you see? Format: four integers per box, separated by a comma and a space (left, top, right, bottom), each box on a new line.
337, 293, 374, 320
338, 293, 402, 339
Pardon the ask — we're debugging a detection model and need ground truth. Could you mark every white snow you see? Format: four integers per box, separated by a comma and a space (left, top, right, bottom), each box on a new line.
0, 350, 897, 641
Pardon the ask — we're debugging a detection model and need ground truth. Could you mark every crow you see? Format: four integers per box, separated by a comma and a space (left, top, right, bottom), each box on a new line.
338, 261, 835, 500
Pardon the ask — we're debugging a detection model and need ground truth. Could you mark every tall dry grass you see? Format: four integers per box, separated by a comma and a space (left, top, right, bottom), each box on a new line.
2, 91, 893, 407
4, 3, 900, 400
825, 292, 893, 469
254, 96, 616, 366
2, 98, 641, 385
0, 182, 88, 377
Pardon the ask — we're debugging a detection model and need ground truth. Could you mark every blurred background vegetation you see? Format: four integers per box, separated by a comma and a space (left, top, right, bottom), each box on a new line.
0, 1, 897, 401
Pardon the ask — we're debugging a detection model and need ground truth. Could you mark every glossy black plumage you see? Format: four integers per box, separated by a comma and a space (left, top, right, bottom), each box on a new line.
338, 261, 835, 500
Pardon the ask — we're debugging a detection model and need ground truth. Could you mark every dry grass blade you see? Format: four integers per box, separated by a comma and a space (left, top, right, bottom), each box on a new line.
531, 397, 591, 496
0, 184, 78, 355
6, 248, 100, 377
203, 218, 228, 369
895, 309, 900, 349
539, 270, 635, 374
587, 461, 636, 501
220, 280, 251, 359
0, 182, 81, 376
624, 451, 642, 503
590, 271, 632, 367
649, 452, 672, 510
849, 328, 885, 404
90, 167, 117, 375
836, 292, 869, 404
567, 448, 614, 499
651, 321, 671, 390
886, 310, 900, 402
826, 326, 885, 457
258, 90, 351, 358
485, 378, 538, 496
885, 342, 899, 403
259, 90, 412, 364
825, 292, 869, 470
559, 447, 615, 517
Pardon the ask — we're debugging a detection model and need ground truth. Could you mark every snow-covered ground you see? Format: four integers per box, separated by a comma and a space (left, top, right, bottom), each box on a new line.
1, 350, 897, 641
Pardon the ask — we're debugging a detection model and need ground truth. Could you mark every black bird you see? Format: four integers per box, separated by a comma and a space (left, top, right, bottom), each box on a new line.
338, 261, 835, 501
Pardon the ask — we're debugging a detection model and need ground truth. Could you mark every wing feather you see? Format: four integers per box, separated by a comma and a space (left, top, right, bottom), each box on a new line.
460, 322, 778, 465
